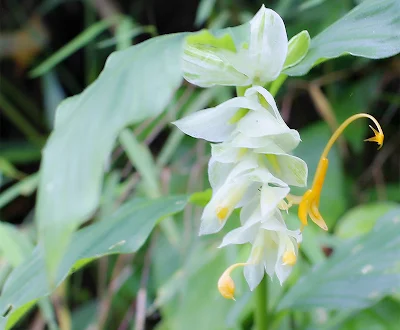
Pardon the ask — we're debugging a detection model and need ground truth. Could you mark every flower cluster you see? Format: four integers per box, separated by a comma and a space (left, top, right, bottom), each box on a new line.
174, 6, 308, 299
174, 5, 384, 299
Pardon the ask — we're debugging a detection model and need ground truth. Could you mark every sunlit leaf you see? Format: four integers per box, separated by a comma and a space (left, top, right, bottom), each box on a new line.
284, 0, 400, 76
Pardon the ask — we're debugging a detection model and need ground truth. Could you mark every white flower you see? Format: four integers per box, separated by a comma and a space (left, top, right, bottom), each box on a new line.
183, 43, 251, 87
182, 6, 288, 87
173, 86, 300, 150
220, 208, 301, 288
200, 155, 289, 235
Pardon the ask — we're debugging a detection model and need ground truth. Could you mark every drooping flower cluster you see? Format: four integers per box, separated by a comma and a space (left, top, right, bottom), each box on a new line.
174, 6, 309, 299
174, 84, 306, 295
174, 5, 385, 299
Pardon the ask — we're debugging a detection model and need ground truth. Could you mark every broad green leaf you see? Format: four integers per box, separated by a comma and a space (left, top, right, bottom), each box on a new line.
284, 0, 400, 76
336, 202, 398, 239
279, 207, 400, 311
337, 298, 400, 330
35, 33, 186, 282
0, 195, 187, 329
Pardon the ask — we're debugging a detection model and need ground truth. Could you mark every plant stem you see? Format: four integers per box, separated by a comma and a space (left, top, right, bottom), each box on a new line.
255, 276, 268, 330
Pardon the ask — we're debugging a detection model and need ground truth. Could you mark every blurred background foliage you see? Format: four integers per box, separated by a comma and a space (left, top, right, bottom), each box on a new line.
0, 0, 399, 329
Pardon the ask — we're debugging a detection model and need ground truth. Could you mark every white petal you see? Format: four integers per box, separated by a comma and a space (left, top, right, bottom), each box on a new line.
244, 230, 267, 290
211, 143, 242, 163
237, 110, 288, 138
262, 153, 308, 187
244, 262, 265, 291
249, 6, 288, 83
260, 185, 290, 216
208, 158, 233, 190
173, 97, 257, 142
219, 222, 259, 247
275, 234, 297, 284
263, 232, 280, 278
172, 106, 234, 143
232, 129, 300, 152
225, 154, 259, 182
182, 46, 250, 87
199, 194, 227, 235
260, 210, 287, 231
245, 86, 285, 124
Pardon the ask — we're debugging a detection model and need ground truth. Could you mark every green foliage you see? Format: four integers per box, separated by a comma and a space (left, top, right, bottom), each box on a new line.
36, 33, 186, 283
0, 196, 188, 328
1, 0, 400, 329
284, 0, 400, 76
279, 208, 400, 310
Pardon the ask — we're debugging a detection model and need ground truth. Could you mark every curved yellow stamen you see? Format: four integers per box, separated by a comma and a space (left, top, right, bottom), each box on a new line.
217, 262, 247, 300
298, 113, 384, 231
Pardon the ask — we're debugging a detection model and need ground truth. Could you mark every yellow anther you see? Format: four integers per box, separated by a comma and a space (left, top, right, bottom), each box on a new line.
282, 251, 297, 266
298, 113, 383, 231
217, 263, 247, 300
364, 125, 384, 149
216, 206, 229, 221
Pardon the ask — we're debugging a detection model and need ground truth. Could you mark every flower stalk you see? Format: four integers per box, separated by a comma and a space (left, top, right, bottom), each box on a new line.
255, 277, 268, 330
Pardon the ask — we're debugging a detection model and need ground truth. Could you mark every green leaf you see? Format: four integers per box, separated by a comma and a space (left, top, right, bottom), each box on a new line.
119, 129, 160, 198
279, 207, 400, 311
0, 173, 39, 209
337, 298, 400, 330
30, 18, 117, 77
0, 195, 188, 328
283, 30, 311, 69
35, 33, 185, 283
195, 0, 217, 27
0, 223, 33, 267
284, 0, 400, 76
336, 202, 398, 239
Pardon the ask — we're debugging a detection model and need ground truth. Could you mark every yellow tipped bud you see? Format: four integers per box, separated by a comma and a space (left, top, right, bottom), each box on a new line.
216, 206, 229, 221
282, 251, 297, 266
217, 263, 247, 300
218, 272, 236, 300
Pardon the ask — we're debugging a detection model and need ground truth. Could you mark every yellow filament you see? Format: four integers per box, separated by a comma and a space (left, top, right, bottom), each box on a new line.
321, 113, 384, 160
298, 113, 383, 231
282, 251, 297, 266
217, 263, 247, 300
